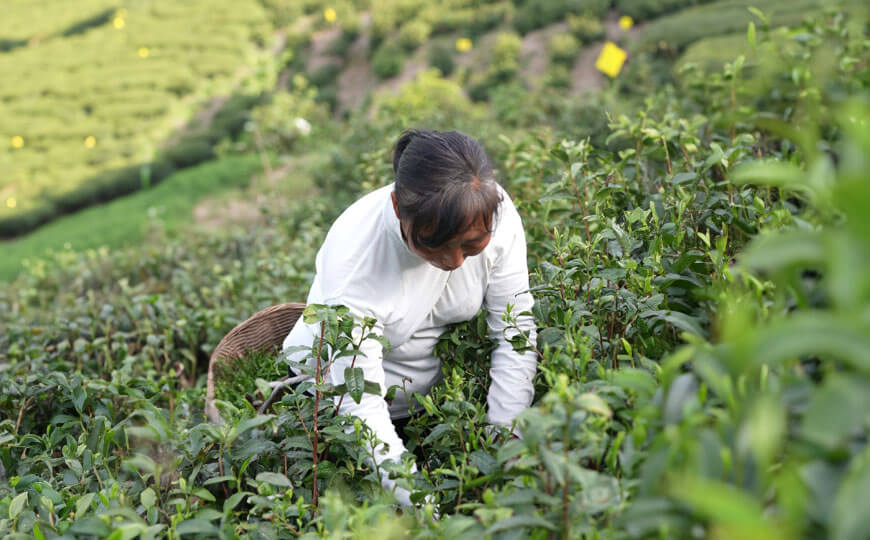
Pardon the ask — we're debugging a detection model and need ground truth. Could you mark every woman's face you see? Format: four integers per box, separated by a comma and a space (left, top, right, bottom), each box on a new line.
406, 216, 491, 271
392, 193, 491, 271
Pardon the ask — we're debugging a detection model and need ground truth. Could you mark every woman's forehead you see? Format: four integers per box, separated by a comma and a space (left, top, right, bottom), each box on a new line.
441, 216, 492, 246
418, 212, 491, 235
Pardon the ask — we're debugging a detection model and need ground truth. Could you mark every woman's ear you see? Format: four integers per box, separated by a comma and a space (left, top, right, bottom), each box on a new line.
391, 191, 400, 219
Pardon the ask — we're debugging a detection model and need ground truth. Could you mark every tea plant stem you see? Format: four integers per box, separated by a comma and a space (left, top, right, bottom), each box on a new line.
562, 469, 570, 540
456, 423, 468, 455
14, 396, 33, 434
252, 124, 273, 180
312, 321, 326, 507
611, 284, 621, 369
681, 143, 692, 169
217, 442, 229, 497
661, 136, 672, 176
92, 465, 105, 491
544, 467, 552, 496
621, 312, 640, 368
295, 407, 312, 446
583, 185, 591, 242
331, 353, 358, 417
730, 85, 737, 143
636, 138, 643, 182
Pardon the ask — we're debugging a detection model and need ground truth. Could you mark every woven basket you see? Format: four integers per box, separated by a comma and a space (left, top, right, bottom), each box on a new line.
205, 302, 306, 422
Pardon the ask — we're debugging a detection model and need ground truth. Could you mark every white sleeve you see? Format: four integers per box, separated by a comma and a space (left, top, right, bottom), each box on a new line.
322, 311, 407, 465
483, 201, 538, 427
322, 310, 418, 507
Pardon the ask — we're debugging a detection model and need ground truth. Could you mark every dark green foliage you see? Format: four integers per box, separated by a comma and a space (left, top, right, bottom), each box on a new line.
59, 8, 115, 37
315, 84, 340, 113
307, 61, 343, 87
514, 0, 610, 34
549, 33, 580, 65
327, 30, 358, 57
543, 64, 572, 88
614, 0, 715, 21
371, 41, 406, 79
397, 20, 431, 52
162, 137, 217, 169
428, 39, 456, 76
209, 93, 264, 140
567, 14, 605, 44
0, 38, 26, 52
468, 31, 523, 101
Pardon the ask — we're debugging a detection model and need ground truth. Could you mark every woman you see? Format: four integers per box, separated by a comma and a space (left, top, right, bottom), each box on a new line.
282, 128, 537, 504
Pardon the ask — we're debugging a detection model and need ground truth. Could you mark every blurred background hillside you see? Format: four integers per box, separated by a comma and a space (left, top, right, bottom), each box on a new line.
1, 0, 859, 280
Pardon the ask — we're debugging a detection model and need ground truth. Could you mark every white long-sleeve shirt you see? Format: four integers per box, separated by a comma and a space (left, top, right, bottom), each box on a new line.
282, 183, 537, 465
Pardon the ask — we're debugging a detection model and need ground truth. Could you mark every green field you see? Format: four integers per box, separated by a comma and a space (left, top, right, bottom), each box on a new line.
0, 156, 264, 281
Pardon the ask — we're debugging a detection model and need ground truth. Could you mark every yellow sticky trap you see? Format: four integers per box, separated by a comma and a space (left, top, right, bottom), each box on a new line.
595, 42, 627, 78
455, 37, 472, 52
323, 8, 337, 23
619, 15, 634, 30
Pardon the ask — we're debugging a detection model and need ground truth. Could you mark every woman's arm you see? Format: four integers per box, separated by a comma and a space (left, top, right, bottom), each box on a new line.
483, 197, 538, 428
321, 310, 408, 464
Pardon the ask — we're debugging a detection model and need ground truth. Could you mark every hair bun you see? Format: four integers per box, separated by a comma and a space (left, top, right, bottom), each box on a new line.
393, 129, 420, 174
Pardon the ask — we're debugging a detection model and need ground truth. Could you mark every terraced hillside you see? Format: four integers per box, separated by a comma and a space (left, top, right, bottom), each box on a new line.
0, 0, 272, 236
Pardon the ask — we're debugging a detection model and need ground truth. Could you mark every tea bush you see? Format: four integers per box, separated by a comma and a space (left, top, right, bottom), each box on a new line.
567, 14, 605, 45
549, 34, 581, 65
372, 40, 406, 80
397, 20, 432, 52
427, 39, 456, 76
614, 0, 716, 21
542, 64, 573, 89
513, 0, 609, 34
468, 31, 523, 101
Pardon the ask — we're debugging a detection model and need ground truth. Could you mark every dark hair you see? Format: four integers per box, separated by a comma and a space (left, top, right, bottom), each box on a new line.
392, 129, 502, 249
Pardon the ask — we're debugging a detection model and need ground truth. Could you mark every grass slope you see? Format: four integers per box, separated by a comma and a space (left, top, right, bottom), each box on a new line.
0, 155, 263, 281
637, 0, 863, 52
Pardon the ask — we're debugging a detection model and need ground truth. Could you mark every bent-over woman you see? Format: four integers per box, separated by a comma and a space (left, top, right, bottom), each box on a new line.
282, 128, 537, 504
